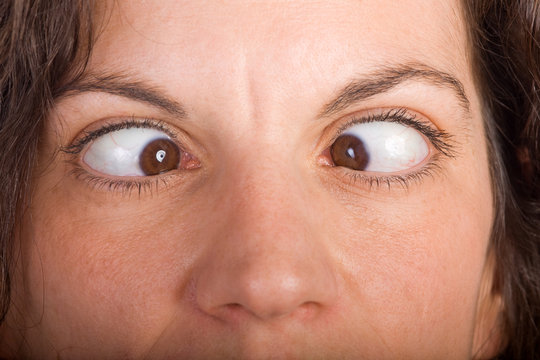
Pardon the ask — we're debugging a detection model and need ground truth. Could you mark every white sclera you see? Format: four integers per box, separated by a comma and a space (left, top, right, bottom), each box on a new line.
343, 121, 429, 172
83, 128, 172, 176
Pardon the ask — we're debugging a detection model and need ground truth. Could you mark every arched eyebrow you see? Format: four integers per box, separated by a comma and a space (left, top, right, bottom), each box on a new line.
319, 63, 471, 118
56, 63, 470, 121
56, 73, 187, 118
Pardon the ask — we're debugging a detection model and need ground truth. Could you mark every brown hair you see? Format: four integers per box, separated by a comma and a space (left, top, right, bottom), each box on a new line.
0, 0, 92, 322
464, 1, 540, 358
0, 0, 539, 358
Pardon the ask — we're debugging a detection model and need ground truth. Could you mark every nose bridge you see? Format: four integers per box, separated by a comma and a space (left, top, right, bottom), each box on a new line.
225, 148, 323, 258
194, 155, 338, 321
235, 153, 303, 224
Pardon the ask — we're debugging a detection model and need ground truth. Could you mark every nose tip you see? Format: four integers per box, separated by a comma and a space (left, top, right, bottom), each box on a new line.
196, 259, 337, 321
196, 257, 337, 322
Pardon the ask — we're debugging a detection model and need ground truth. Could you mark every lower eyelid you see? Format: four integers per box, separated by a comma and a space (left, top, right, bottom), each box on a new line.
66, 161, 198, 195
75, 143, 200, 179
325, 152, 444, 191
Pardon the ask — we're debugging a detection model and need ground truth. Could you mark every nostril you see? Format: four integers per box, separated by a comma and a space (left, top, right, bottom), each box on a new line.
226, 303, 243, 310
296, 301, 320, 319
215, 300, 321, 322
224, 303, 245, 317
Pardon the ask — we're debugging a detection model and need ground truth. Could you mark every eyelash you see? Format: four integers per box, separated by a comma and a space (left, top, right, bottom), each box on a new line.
67, 168, 171, 196
62, 118, 176, 155
328, 108, 456, 190
62, 109, 456, 194
61, 118, 182, 195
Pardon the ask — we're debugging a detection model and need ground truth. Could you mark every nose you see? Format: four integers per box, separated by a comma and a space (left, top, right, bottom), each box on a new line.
194, 166, 338, 322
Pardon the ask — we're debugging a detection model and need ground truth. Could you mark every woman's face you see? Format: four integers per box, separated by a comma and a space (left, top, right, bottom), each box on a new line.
4, 0, 502, 358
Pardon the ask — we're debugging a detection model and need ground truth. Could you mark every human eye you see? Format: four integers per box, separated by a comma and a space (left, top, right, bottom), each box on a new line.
62, 118, 200, 192
84, 126, 180, 177
325, 108, 455, 188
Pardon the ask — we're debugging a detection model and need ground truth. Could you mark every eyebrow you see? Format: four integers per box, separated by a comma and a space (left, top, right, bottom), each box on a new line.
319, 63, 471, 118
57, 73, 187, 118
57, 63, 470, 121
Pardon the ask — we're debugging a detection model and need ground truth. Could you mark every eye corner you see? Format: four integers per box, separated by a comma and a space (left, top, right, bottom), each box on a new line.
317, 148, 334, 167
181, 152, 202, 170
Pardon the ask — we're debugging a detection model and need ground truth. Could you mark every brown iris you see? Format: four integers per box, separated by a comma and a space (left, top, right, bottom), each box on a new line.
330, 134, 369, 170
139, 138, 181, 175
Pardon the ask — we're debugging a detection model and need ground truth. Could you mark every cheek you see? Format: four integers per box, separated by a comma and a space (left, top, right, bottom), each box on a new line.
329, 181, 492, 355
19, 184, 206, 354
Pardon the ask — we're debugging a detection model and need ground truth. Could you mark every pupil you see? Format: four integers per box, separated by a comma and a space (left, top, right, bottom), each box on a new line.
140, 138, 181, 175
330, 134, 369, 171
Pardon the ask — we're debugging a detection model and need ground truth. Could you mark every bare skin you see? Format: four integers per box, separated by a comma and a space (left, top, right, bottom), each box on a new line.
1, 1, 502, 359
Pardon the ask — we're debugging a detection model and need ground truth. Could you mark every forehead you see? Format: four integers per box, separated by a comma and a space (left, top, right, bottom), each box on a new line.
92, 0, 469, 85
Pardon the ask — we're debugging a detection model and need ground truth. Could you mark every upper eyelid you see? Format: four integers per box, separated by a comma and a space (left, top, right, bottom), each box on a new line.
60, 117, 177, 155
331, 108, 457, 158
